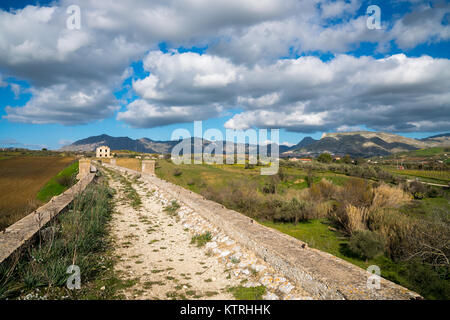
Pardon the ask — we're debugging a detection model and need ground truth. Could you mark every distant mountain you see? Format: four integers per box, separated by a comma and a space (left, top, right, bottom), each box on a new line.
420, 133, 450, 145
287, 137, 317, 150
61, 134, 172, 153
61, 131, 450, 158
60, 134, 286, 155
284, 131, 449, 158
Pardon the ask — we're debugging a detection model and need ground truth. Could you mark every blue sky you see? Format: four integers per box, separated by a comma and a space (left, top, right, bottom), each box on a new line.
0, 0, 449, 149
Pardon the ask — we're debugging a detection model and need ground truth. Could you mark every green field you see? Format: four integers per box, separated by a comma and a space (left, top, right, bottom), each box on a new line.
387, 168, 450, 184
0, 155, 76, 229
36, 161, 79, 202
396, 147, 449, 157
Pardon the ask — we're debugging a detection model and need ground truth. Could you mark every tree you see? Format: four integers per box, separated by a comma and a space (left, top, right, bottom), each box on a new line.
317, 153, 332, 163
343, 154, 352, 164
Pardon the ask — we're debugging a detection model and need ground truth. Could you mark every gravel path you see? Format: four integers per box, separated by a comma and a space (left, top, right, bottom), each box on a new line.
104, 167, 310, 300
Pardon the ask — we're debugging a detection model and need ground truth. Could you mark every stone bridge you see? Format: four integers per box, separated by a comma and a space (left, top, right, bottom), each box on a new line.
103, 162, 421, 300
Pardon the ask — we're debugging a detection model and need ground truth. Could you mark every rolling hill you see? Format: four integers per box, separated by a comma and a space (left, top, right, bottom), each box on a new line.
61, 132, 450, 158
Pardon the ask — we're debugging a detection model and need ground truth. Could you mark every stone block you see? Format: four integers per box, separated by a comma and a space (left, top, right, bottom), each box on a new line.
142, 160, 156, 175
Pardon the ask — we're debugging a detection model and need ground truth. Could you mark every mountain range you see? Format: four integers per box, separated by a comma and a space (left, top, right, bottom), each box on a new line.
61, 132, 450, 158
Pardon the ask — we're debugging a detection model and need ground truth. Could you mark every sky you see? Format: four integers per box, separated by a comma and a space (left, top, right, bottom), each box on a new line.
0, 0, 449, 150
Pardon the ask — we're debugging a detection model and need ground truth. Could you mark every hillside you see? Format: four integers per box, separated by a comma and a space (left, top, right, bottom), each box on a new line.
61, 134, 290, 155
284, 131, 450, 158
62, 132, 450, 158
61, 134, 178, 154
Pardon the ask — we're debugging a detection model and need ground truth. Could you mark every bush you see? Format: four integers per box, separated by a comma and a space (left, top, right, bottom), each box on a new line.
349, 230, 386, 259
56, 174, 75, 188
244, 163, 255, 169
317, 153, 332, 163
306, 170, 315, 187
309, 178, 336, 200
338, 178, 373, 207
262, 176, 280, 194
371, 184, 411, 209
329, 203, 369, 235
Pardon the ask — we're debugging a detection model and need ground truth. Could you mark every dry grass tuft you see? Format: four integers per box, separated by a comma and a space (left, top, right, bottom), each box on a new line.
370, 183, 411, 210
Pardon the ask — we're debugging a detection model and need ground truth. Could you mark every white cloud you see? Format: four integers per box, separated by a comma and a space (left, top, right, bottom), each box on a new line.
125, 51, 450, 132
117, 99, 223, 128
0, 0, 448, 132
5, 84, 119, 125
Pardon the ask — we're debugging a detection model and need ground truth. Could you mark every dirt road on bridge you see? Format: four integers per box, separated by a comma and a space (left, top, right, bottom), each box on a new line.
104, 167, 307, 300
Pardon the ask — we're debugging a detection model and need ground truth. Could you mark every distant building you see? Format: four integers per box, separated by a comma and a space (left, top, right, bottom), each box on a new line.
290, 157, 312, 162
96, 146, 111, 158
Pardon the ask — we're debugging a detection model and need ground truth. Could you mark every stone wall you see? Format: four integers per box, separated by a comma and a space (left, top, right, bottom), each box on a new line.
104, 163, 421, 300
142, 160, 156, 175
76, 158, 91, 180
0, 171, 96, 264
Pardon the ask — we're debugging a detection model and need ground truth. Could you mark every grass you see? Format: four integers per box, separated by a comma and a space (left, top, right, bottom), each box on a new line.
0, 156, 76, 230
163, 200, 181, 216
105, 168, 142, 209
388, 169, 450, 184
36, 161, 79, 202
396, 147, 448, 157
260, 218, 450, 299
228, 285, 266, 300
261, 219, 380, 270
0, 178, 136, 300
191, 232, 212, 247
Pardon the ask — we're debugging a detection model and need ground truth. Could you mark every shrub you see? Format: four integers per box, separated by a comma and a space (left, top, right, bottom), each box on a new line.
284, 198, 310, 224
338, 178, 373, 207
262, 176, 280, 194
309, 178, 336, 200
349, 230, 386, 259
371, 184, 411, 209
317, 153, 332, 163
56, 174, 75, 188
244, 163, 255, 169
426, 187, 441, 198
405, 181, 427, 200
343, 154, 352, 164
262, 183, 276, 194
306, 170, 315, 188
313, 201, 334, 219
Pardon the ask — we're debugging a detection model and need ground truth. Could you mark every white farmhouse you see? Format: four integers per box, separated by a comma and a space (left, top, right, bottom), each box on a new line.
96, 145, 111, 158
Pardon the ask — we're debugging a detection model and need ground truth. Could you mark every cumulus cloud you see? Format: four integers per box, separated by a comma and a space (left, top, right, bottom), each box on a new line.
389, 1, 450, 49
123, 51, 450, 132
5, 84, 119, 125
117, 99, 223, 128
0, 0, 448, 132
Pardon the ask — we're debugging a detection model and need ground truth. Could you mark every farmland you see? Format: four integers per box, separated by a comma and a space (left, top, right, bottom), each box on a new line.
387, 168, 450, 184
0, 155, 76, 230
